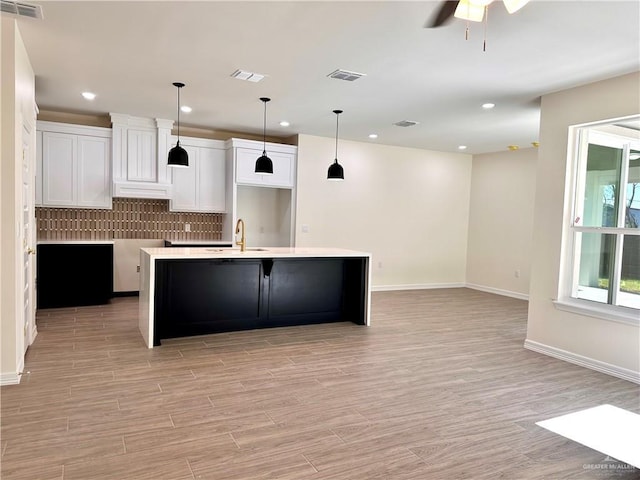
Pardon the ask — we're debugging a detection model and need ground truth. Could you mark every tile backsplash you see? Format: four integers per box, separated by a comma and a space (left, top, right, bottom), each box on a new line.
36, 198, 224, 241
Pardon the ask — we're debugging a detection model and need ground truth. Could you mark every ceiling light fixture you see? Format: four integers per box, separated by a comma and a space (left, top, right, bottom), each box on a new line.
454, 0, 530, 22
167, 82, 188, 168
458, 145, 468, 150
451, 0, 530, 51
328, 110, 345, 181
279, 121, 290, 127
180, 105, 192, 113
82, 92, 96, 100
508, 145, 519, 151
368, 134, 378, 139
255, 97, 273, 175
482, 103, 495, 109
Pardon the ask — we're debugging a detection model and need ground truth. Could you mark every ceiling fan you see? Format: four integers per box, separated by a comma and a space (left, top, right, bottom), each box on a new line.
426, 0, 530, 28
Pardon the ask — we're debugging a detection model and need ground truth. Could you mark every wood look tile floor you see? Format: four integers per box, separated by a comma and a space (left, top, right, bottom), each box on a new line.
1, 289, 639, 479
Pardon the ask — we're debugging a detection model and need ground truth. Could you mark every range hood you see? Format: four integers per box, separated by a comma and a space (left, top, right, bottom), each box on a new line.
110, 113, 174, 199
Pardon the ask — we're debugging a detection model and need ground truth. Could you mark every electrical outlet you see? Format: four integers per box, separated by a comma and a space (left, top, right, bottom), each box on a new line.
301, 224, 309, 233
136, 265, 140, 273
514, 270, 520, 278
184, 223, 191, 232
378, 261, 383, 269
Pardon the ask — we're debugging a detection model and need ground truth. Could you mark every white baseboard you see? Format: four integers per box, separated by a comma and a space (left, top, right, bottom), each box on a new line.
371, 283, 529, 301
0, 372, 22, 386
465, 283, 529, 301
0, 353, 26, 386
372, 283, 465, 292
524, 339, 640, 385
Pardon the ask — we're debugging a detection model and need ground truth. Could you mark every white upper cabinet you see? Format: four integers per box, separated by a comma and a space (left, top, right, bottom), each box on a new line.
36, 121, 112, 209
170, 137, 227, 213
228, 138, 297, 189
110, 113, 174, 199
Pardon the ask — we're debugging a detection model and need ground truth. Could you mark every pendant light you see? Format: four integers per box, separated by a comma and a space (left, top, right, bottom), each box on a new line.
168, 82, 188, 168
255, 97, 273, 174
327, 109, 344, 181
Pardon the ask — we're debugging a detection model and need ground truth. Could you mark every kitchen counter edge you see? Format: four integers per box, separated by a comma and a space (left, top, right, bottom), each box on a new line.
141, 246, 371, 259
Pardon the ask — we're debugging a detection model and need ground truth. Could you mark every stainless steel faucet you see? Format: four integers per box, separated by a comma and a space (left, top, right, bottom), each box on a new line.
235, 218, 246, 252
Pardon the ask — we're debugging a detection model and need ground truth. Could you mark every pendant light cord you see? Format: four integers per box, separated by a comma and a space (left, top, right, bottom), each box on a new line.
262, 100, 267, 155
334, 112, 339, 162
483, 5, 488, 52
176, 86, 181, 144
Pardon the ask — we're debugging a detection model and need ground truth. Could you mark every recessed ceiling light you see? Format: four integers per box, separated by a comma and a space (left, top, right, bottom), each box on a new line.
482, 103, 495, 109
458, 145, 467, 150
82, 92, 96, 100
279, 121, 290, 127
180, 105, 192, 113
368, 134, 378, 139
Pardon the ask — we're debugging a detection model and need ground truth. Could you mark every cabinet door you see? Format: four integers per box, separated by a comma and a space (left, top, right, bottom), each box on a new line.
171, 145, 226, 213
77, 135, 111, 208
170, 145, 199, 211
42, 131, 76, 206
235, 147, 294, 188
198, 147, 226, 212
263, 150, 294, 188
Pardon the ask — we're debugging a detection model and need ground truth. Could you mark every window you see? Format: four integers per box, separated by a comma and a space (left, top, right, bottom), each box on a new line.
562, 115, 640, 320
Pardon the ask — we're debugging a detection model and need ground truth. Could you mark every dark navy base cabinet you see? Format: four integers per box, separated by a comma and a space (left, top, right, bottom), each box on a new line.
37, 243, 113, 309
153, 257, 367, 345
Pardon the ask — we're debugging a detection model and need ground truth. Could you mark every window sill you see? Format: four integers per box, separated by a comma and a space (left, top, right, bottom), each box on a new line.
553, 298, 639, 327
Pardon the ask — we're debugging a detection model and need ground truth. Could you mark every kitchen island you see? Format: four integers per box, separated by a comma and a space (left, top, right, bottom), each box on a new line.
139, 247, 371, 347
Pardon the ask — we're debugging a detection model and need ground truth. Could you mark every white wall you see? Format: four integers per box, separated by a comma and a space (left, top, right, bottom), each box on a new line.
526, 72, 640, 381
1, 18, 36, 384
466, 148, 537, 299
236, 186, 292, 248
113, 239, 164, 292
295, 134, 472, 289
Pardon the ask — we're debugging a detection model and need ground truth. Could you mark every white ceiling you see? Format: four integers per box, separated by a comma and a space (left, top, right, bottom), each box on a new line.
10, 0, 640, 154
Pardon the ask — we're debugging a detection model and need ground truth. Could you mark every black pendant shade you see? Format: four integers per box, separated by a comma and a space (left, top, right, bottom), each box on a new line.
168, 141, 188, 167
255, 151, 273, 174
327, 161, 344, 180
255, 97, 273, 175
168, 82, 188, 168
327, 109, 344, 181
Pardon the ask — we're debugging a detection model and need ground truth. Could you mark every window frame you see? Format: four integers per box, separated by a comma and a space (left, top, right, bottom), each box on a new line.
556, 115, 640, 326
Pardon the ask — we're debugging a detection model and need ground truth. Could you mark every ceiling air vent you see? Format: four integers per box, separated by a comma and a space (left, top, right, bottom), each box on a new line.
1, 0, 43, 19
393, 120, 420, 127
327, 69, 366, 82
230, 69, 264, 83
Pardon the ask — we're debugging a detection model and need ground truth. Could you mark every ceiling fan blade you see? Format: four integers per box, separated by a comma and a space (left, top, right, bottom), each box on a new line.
425, 0, 460, 28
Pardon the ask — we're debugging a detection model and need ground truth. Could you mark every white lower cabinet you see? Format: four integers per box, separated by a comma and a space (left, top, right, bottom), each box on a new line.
170, 138, 226, 213
37, 121, 112, 209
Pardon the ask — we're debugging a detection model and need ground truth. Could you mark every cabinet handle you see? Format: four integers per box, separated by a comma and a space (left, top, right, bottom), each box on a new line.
26, 248, 36, 255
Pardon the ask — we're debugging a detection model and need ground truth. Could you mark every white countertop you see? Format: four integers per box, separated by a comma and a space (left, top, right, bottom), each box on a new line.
164, 240, 233, 246
37, 240, 115, 245
141, 246, 371, 259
